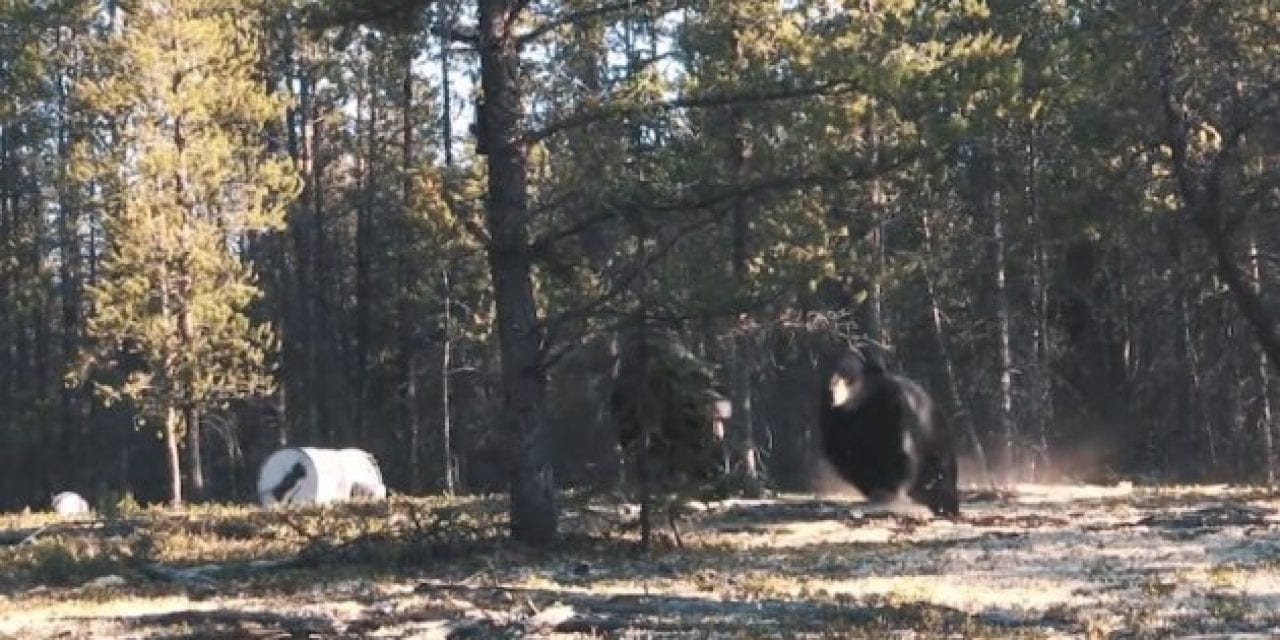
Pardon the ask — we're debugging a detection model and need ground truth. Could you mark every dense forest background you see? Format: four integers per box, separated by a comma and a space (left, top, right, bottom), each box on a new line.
2, 0, 1279, 529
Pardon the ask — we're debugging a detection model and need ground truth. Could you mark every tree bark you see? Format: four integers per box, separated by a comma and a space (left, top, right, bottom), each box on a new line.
731, 338, 759, 484
166, 407, 183, 507
478, 0, 556, 546
1201, 216, 1280, 377
441, 268, 458, 495
355, 57, 377, 445
312, 72, 334, 445
992, 191, 1016, 483
439, 5, 455, 169
1156, 38, 1280, 380
1025, 126, 1052, 479
865, 107, 886, 349
292, 63, 321, 445
407, 357, 422, 491
1177, 259, 1212, 470
971, 142, 1017, 484
55, 57, 85, 489
1247, 232, 1276, 485
1259, 349, 1276, 486
724, 7, 760, 489
0, 124, 13, 498
398, 41, 421, 492
920, 210, 991, 487
437, 16, 462, 498
185, 405, 204, 500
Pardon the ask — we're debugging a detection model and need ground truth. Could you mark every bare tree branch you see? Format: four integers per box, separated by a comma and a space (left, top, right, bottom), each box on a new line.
537, 209, 726, 371
526, 152, 914, 260
1154, 27, 1280, 378
516, 0, 682, 47
433, 23, 480, 44
531, 150, 914, 369
645, 153, 916, 213
526, 80, 870, 144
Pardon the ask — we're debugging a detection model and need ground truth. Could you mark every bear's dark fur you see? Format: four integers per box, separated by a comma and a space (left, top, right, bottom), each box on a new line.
819, 348, 960, 517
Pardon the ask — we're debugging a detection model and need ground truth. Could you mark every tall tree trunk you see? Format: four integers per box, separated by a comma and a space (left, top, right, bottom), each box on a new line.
1158, 44, 1280, 379
992, 192, 1016, 483
407, 357, 422, 491
1260, 353, 1276, 486
276, 385, 290, 446
441, 267, 458, 495
355, 62, 376, 445
478, 0, 556, 546
1205, 223, 1280, 378
973, 142, 1017, 484
313, 76, 334, 444
731, 338, 759, 484
921, 210, 991, 487
1178, 275, 1212, 472
185, 405, 204, 500
32, 191, 54, 482
399, 43, 422, 492
1228, 318, 1249, 476
0, 124, 12, 499
1025, 126, 1052, 479
176, 263, 204, 499
865, 107, 886, 349
1248, 232, 1276, 485
638, 419, 654, 550
166, 407, 183, 507
439, 6, 455, 169
630, 325, 655, 550
293, 65, 321, 444
724, 8, 760, 489
56, 63, 85, 489
160, 231, 182, 506
1164, 223, 1206, 476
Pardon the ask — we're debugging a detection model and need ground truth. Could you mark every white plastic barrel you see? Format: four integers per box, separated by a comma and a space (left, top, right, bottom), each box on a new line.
256, 447, 387, 507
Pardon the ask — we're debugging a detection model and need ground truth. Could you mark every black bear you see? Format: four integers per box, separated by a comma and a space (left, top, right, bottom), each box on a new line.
819, 347, 960, 517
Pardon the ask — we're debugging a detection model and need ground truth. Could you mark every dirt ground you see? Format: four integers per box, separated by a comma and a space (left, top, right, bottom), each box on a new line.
2, 484, 1280, 638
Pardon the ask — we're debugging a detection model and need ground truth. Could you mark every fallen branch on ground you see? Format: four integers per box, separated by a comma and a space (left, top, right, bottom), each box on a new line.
116, 608, 338, 636
139, 558, 299, 596
0, 519, 141, 546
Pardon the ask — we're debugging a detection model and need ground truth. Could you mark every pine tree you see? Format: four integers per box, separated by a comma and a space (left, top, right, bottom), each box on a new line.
76, 0, 300, 506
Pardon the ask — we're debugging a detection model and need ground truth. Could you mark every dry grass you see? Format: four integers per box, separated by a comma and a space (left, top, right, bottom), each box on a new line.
1, 485, 1279, 638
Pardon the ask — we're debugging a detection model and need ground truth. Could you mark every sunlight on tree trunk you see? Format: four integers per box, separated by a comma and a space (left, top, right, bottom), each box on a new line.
477, 0, 556, 546
165, 407, 182, 507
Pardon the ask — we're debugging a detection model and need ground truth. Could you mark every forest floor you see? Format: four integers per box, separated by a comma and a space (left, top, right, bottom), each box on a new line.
1, 484, 1280, 638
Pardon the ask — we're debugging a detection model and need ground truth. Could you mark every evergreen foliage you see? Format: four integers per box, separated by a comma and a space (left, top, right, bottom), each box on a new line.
71, 0, 300, 506
1, 0, 1279, 532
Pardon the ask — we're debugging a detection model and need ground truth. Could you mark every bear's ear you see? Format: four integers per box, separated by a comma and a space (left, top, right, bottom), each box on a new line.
830, 349, 862, 380
852, 341, 888, 374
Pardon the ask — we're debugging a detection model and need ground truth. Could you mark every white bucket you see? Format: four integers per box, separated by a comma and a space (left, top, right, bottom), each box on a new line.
256, 447, 387, 507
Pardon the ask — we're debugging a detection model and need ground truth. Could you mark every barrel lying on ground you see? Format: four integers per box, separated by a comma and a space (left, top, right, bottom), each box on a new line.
256, 447, 387, 507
